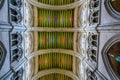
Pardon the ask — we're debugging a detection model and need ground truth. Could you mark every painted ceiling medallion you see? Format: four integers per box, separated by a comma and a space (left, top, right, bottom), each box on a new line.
0, 41, 7, 70
105, 0, 120, 19
0, 0, 4, 9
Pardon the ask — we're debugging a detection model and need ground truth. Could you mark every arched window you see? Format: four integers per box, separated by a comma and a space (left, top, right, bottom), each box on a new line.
102, 35, 120, 80
12, 48, 23, 62
10, 0, 22, 23
110, 0, 120, 13
0, 0, 4, 9
12, 33, 22, 46
0, 41, 6, 69
107, 42, 120, 78
89, 0, 100, 25
11, 32, 23, 62
105, 0, 120, 19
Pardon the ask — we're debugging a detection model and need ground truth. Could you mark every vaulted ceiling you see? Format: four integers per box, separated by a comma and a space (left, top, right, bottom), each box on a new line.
24, 0, 89, 80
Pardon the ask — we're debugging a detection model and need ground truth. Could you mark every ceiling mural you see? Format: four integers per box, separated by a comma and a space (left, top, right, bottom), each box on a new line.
38, 9, 74, 28
38, 53, 73, 71
2, 0, 120, 80
24, 0, 89, 80
38, 32, 73, 49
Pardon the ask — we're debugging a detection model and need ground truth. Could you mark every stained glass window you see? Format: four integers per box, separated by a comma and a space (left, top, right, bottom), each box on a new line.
108, 42, 120, 77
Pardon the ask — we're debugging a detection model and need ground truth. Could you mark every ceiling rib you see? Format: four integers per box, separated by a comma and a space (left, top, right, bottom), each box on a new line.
27, 27, 84, 32
33, 4, 39, 74
73, 1, 79, 74
26, 49, 83, 60
27, 0, 86, 10
25, 0, 87, 79
32, 69, 79, 80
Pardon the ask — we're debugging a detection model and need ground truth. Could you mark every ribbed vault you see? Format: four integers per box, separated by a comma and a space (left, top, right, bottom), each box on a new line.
24, 0, 89, 80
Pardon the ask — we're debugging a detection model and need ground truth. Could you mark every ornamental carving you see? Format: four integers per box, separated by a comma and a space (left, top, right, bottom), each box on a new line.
86, 69, 97, 80
79, 1, 89, 27
0, 41, 6, 70
10, 0, 22, 24
11, 68, 23, 80
24, 2, 33, 27
25, 32, 33, 55
87, 33, 98, 63
11, 32, 23, 62
89, 0, 100, 25
78, 33, 86, 56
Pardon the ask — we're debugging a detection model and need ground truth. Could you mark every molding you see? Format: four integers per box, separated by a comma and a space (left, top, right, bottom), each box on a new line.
0, 22, 12, 31
0, 70, 13, 80
11, 58, 27, 72
97, 24, 120, 32
27, 0, 86, 10
84, 59, 108, 80
26, 49, 83, 60
32, 69, 79, 80
95, 70, 108, 80
33, 4, 39, 74
98, 23, 120, 27
12, 25, 27, 31
27, 27, 83, 32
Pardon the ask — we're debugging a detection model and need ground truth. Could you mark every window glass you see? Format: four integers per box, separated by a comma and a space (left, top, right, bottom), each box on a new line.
110, 0, 120, 12
108, 42, 120, 77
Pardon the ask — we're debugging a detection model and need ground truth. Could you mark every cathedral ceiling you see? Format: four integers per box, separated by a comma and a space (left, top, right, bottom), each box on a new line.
24, 0, 89, 80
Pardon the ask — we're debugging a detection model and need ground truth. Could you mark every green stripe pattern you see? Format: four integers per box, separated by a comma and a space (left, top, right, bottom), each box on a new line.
38, 9, 74, 28
37, 0, 75, 79
38, 53, 73, 71
38, 32, 73, 50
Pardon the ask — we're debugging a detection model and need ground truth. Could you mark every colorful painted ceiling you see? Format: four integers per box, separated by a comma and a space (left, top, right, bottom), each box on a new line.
36, 0, 76, 79
36, 4, 75, 79
38, 9, 74, 27
38, 53, 73, 71
38, 32, 73, 49
25, 0, 86, 80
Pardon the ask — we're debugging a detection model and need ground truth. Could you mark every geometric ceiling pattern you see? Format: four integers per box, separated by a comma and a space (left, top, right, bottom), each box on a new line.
24, 0, 88, 80
37, 0, 74, 79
